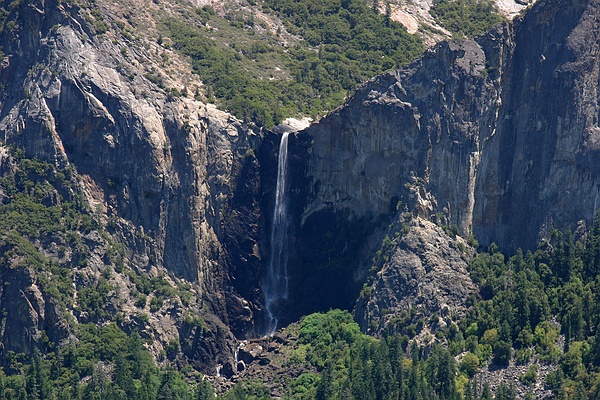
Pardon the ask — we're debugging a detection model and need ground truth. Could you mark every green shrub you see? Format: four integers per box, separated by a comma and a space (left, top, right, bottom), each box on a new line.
492, 340, 512, 366
460, 352, 480, 377
431, 0, 506, 37
134, 294, 147, 308
520, 364, 538, 386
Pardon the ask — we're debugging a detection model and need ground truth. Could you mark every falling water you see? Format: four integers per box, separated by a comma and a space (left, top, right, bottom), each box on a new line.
263, 131, 291, 336
234, 341, 245, 363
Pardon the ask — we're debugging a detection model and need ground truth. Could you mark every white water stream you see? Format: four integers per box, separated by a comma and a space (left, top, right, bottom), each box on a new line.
263, 132, 291, 335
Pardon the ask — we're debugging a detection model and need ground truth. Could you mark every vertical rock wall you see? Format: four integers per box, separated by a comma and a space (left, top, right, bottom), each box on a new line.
295, 0, 600, 253
275, 0, 600, 324
0, 0, 266, 364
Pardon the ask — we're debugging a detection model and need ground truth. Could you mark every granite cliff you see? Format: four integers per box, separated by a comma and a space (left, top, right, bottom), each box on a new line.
2, 0, 600, 387
277, 0, 600, 331
0, 0, 268, 373
294, 0, 600, 251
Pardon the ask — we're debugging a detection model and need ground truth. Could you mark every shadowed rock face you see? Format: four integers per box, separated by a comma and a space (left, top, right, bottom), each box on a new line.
277, 0, 600, 326
294, 0, 600, 253
473, 0, 600, 250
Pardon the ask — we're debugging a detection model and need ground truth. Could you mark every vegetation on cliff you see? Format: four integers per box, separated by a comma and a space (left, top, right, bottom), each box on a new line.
6, 207, 600, 399
158, 0, 505, 127
223, 223, 600, 399
431, 0, 506, 37
162, 0, 423, 127
0, 148, 102, 313
0, 149, 213, 399
0, 324, 214, 400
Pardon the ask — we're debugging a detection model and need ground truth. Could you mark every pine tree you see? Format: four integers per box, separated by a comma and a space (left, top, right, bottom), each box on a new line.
464, 380, 474, 400
25, 365, 39, 400
197, 379, 214, 400
386, 336, 404, 399
373, 342, 393, 400
574, 382, 589, 400
480, 383, 492, 400
316, 362, 335, 400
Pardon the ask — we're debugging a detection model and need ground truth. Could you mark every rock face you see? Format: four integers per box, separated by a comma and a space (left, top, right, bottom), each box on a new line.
293, 0, 600, 254
2, 0, 600, 377
0, 265, 71, 354
354, 218, 477, 336
0, 0, 264, 369
274, 0, 600, 327
387, 0, 535, 45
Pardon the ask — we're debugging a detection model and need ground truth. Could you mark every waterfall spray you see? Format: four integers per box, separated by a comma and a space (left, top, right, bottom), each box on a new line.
263, 131, 290, 335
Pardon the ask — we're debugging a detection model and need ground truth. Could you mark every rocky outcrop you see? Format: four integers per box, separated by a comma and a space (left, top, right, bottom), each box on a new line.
265, 0, 600, 332
387, 0, 535, 45
0, 265, 72, 356
281, 34, 502, 322
295, 32, 500, 225
354, 218, 477, 336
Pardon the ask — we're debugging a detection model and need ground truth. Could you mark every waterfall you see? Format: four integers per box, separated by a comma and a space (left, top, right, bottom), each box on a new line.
263, 131, 290, 336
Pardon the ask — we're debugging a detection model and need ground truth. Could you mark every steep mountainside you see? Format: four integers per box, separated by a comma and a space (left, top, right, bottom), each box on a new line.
292, 0, 600, 253
0, 0, 267, 371
268, 0, 600, 345
3, 0, 600, 397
